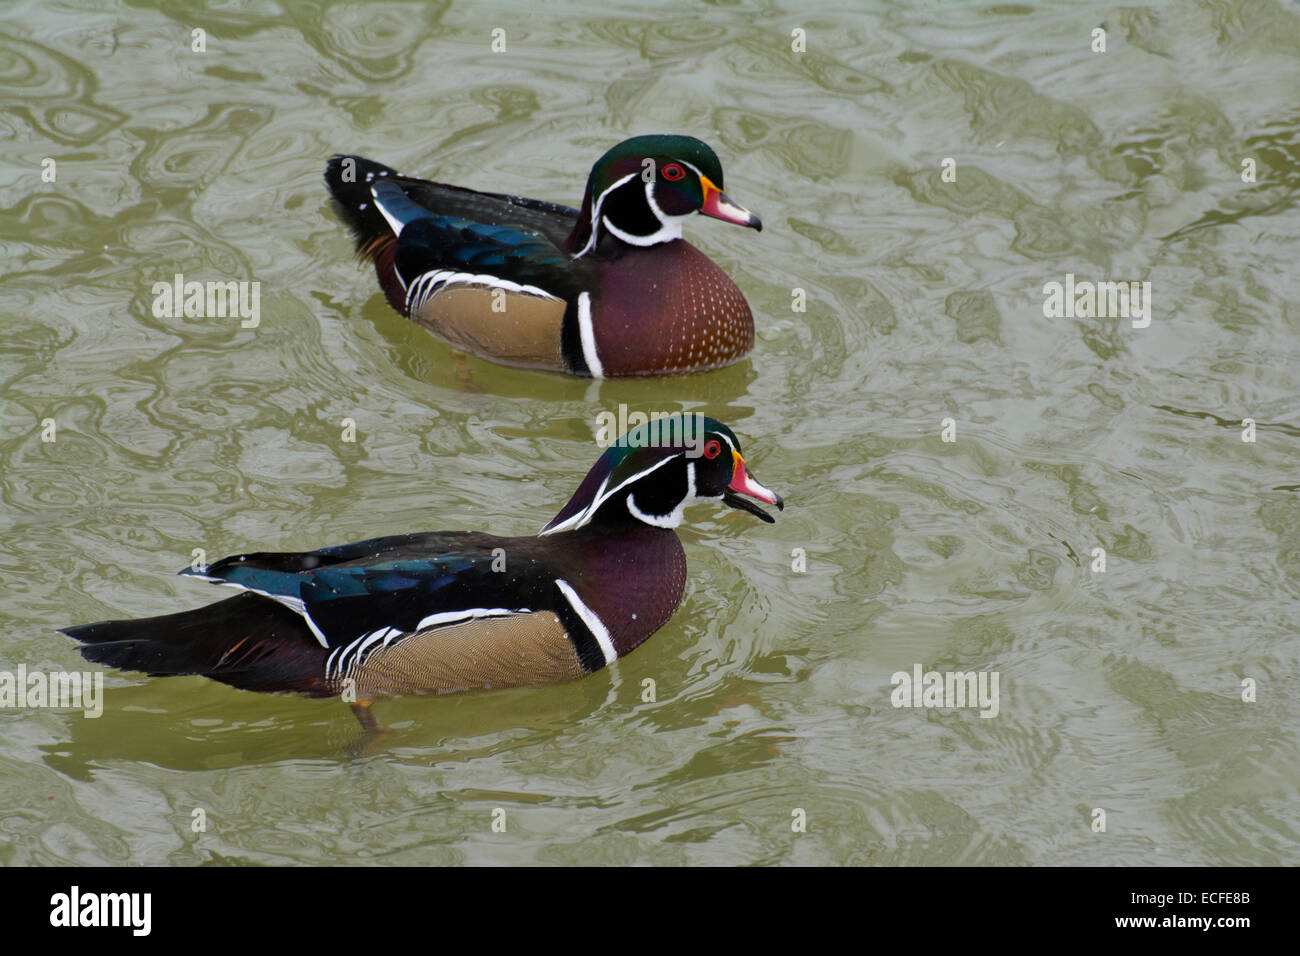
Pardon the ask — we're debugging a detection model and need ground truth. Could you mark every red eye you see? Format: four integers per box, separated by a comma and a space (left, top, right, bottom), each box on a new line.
661, 163, 685, 182
704, 440, 721, 459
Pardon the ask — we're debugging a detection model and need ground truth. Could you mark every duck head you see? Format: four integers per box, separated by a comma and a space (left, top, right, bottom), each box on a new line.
567, 134, 762, 257
541, 414, 782, 534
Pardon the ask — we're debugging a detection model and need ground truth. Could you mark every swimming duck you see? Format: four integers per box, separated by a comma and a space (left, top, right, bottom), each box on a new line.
324, 134, 762, 377
64, 416, 782, 727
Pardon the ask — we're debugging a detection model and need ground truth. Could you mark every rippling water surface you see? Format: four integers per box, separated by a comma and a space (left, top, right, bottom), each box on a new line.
2, 0, 1298, 865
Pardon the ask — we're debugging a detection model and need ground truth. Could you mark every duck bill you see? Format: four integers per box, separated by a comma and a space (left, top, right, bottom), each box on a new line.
699, 175, 762, 231
724, 451, 783, 523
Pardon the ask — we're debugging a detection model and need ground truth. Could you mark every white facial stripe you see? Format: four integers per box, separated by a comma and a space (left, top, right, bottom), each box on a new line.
555, 579, 616, 665
626, 461, 696, 528
602, 212, 685, 246
573, 172, 637, 259
576, 291, 603, 378
539, 473, 612, 536
602, 171, 689, 246
643, 177, 691, 238
540, 452, 681, 535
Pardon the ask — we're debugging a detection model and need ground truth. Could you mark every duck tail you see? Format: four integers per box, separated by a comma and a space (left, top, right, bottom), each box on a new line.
324, 154, 408, 315
62, 593, 333, 697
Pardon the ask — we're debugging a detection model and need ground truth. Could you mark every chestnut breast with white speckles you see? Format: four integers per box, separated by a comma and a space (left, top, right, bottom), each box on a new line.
591, 240, 755, 376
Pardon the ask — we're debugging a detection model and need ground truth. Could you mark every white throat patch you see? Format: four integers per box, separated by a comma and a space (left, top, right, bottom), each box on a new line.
577, 174, 690, 254
626, 462, 697, 528
602, 177, 688, 246
572, 172, 637, 259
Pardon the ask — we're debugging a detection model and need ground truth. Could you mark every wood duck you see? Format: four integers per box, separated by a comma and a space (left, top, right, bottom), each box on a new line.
63, 416, 782, 727
323, 134, 763, 378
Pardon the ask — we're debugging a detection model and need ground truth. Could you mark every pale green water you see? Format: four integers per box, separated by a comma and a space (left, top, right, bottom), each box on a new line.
2, 0, 1298, 865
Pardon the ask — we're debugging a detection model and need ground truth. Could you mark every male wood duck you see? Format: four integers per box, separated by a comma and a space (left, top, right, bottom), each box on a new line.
63, 416, 782, 728
323, 134, 762, 377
